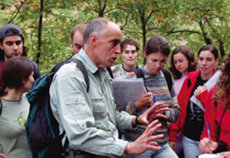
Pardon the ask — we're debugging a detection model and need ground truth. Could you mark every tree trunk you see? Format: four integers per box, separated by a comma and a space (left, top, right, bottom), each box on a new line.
219, 39, 225, 58
140, 11, 146, 64
36, 0, 44, 65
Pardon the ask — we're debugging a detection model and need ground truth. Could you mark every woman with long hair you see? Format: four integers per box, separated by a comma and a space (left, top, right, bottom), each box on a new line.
169, 45, 196, 95
199, 52, 230, 157
0, 57, 34, 158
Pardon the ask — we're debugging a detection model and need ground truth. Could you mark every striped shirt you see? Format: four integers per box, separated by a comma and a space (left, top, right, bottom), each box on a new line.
124, 67, 180, 143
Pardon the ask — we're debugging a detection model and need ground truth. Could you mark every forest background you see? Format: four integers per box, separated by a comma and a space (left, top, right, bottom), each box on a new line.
1, 0, 230, 74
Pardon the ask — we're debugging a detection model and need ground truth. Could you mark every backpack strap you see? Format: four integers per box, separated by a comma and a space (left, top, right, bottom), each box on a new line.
162, 69, 173, 92
106, 67, 113, 79
70, 58, 90, 92
134, 68, 145, 78
45, 59, 89, 157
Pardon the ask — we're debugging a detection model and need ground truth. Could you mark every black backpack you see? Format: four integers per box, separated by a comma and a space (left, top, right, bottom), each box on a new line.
25, 58, 89, 158
134, 68, 173, 92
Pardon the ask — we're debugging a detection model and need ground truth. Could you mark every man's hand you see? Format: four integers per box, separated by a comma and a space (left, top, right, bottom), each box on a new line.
135, 92, 153, 111
124, 120, 163, 155
0, 153, 8, 158
147, 102, 169, 122
134, 102, 169, 126
199, 137, 218, 153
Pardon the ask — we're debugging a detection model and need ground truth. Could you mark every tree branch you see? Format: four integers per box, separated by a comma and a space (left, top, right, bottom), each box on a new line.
103, 8, 118, 14
199, 20, 212, 44
146, 10, 154, 23
146, 25, 159, 32
166, 29, 201, 35
204, 17, 225, 57
8, 0, 26, 23
102, 0, 107, 12
120, 14, 129, 30
98, 0, 107, 17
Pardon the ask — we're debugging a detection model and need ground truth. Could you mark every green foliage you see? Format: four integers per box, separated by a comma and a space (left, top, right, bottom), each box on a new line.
1, 0, 230, 74
0, 0, 14, 9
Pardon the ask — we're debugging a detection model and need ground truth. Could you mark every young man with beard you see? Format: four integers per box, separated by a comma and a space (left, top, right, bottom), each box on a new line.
0, 24, 40, 80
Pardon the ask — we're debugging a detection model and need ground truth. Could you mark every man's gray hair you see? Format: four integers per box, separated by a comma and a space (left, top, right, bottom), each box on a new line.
84, 18, 111, 44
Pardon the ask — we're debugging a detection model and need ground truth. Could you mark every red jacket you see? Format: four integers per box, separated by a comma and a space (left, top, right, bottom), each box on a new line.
201, 86, 230, 149
169, 70, 215, 141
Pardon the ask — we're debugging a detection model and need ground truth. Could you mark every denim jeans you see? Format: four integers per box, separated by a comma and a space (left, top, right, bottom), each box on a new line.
125, 142, 178, 158
182, 136, 201, 158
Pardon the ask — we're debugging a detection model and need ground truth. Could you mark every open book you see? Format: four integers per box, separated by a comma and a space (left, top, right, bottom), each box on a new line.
112, 78, 146, 107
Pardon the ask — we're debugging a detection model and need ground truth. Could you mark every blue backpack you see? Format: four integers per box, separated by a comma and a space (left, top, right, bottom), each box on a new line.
25, 58, 89, 158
